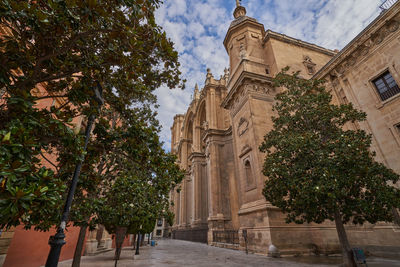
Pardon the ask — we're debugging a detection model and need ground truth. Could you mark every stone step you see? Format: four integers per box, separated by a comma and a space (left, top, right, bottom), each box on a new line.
86, 247, 113, 256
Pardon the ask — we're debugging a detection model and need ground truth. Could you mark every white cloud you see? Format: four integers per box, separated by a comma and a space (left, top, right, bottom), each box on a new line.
154, 0, 382, 150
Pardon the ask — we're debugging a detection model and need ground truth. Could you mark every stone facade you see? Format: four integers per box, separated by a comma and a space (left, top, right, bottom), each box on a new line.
0, 228, 14, 266
84, 226, 113, 256
170, 2, 400, 257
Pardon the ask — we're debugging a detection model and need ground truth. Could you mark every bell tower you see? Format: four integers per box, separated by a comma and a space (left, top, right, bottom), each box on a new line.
224, 2, 269, 86
221, 1, 279, 254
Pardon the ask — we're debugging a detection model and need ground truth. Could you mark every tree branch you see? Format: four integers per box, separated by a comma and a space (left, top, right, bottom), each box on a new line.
39, 151, 59, 172
35, 95, 68, 100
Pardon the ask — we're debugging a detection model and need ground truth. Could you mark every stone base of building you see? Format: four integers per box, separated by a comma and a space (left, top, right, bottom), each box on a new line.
0, 254, 6, 267
0, 228, 15, 267
172, 227, 208, 243
84, 238, 113, 256
211, 242, 240, 250
234, 205, 400, 258
84, 226, 113, 256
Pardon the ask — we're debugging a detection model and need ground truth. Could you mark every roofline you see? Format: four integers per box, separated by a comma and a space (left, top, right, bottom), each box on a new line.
314, 0, 400, 78
263, 30, 337, 57
223, 17, 265, 51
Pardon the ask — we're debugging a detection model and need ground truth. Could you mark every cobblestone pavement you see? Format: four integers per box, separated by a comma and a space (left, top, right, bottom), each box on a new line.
58, 239, 400, 267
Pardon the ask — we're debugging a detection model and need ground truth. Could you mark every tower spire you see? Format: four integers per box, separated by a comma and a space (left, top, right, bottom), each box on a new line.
233, 0, 246, 19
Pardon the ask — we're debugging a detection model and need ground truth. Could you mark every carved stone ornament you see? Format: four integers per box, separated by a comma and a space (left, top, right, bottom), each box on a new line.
205, 68, 213, 85
238, 117, 249, 137
332, 17, 400, 75
239, 43, 247, 59
245, 83, 272, 95
303, 55, 313, 63
303, 55, 316, 74
202, 120, 209, 130
205, 145, 210, 159
239, 144, 252, 158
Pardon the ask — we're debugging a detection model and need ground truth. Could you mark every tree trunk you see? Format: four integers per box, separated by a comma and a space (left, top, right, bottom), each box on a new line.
72, 224, 88, 267
114, 227, 127, 261
334, 210, 355, 267
132, 234, 136, 250
393, 207, 400, 227
135, 234, 140, 255
140, 233, 145, 246
148, 233, 150, 244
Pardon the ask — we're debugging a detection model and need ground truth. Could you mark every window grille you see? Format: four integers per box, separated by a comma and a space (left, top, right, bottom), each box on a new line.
372, 71, 400, 101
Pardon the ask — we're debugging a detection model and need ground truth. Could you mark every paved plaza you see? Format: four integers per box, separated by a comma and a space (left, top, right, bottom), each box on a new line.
57, 239, 400, 267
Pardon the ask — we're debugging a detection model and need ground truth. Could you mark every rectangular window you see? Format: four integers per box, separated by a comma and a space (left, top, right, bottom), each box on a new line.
156, 230, 162, 236
373, 71, 400, 101
157, 219, 163, 226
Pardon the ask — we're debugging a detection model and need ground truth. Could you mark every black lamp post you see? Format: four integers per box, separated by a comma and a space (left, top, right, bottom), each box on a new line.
45, 82, 104, 267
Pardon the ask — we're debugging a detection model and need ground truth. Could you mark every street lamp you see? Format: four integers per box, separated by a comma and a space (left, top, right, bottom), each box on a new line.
45, 82, 104, 267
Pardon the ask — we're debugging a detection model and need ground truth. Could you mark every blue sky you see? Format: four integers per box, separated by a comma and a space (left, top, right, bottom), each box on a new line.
154, 0, 383, 150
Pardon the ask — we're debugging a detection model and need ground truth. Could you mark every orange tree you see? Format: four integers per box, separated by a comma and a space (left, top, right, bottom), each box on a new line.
260, 69, 400, 267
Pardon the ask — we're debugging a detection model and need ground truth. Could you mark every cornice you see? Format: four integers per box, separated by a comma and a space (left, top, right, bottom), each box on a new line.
224, 18, 265, 51
263, 30, 336, 57
188, 152, 206, 161
203, 126, 233, 142
314, 1, 400, 79
221, 70, 273, 110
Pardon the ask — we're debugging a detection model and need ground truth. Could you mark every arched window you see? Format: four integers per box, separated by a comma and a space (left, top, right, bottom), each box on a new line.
244, 159, 254, 185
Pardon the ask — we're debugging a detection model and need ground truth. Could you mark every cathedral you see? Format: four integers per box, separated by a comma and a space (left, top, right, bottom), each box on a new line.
169, 1, 400, 257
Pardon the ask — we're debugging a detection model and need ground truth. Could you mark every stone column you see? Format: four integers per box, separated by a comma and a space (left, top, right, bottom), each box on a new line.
185, 173, 193, 227
179, 178, 186, 227
85, 229, 99, 255
206, 140, 221, 219
102, 230, 112, 249
190, 153, 206, 227
209, 88, 217, 129
97, 226, 112, 250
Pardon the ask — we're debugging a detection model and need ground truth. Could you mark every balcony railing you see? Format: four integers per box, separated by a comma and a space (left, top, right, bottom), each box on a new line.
380, 0, 398, 11
212, 230, 239, 245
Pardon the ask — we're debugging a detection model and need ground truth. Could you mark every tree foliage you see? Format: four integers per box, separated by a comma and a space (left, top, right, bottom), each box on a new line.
260, 69, 400, 265
96, 116, 184, 235
0, 0, 183, 230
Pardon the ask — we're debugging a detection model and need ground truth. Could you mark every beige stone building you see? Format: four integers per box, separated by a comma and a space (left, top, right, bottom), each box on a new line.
170, 1, 400, 257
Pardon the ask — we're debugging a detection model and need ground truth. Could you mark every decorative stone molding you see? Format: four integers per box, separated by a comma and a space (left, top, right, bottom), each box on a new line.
205, 68, 214, 85
239, 144, 252, 158
239, 42, 247, 59
202, 120, 209, 131
316, 12, 400, 79
262, 30, 336, 57
224, 68, 230, 80
246, 83, 273, 94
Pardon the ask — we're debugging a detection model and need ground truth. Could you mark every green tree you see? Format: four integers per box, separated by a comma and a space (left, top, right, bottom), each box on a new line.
62, 106, 169, 266
260, 69, 400, 266
0, 0, 183, 230
94, 116, 183, 262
